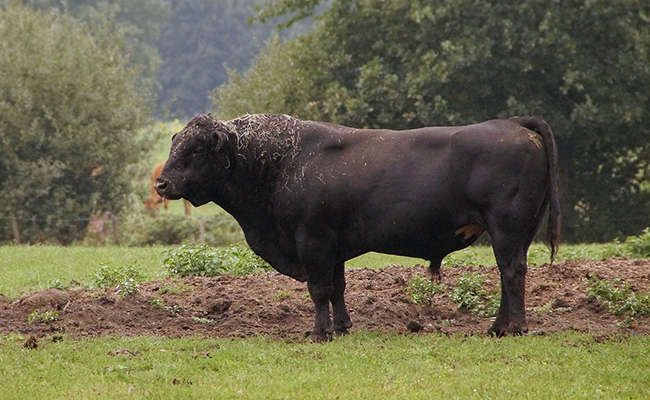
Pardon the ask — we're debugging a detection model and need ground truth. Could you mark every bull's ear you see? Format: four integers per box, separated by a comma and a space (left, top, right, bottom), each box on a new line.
212, 125, 229, 151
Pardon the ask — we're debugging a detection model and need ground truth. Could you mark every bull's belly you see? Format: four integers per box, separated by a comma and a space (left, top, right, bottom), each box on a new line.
339, 222, 485, 262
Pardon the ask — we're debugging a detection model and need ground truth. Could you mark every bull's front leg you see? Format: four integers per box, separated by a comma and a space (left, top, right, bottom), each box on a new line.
307, 278, 333, 341
296, 227, 337, 342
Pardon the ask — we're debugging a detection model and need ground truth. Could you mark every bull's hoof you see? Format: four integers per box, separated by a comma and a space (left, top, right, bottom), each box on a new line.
487, 323, 528, 337
487, 325, 507, 338
306, 330, 331, 343
334, 327, 350, 336
509, 323, 528, 336
333, 319, 352, 336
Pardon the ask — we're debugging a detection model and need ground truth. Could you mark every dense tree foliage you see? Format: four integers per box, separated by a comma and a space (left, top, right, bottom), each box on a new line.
155, 0, 286, 119
215, 0, 650, 242
16, 0, 170, 83
0, 3, 153, 244
15, 0, 284, 120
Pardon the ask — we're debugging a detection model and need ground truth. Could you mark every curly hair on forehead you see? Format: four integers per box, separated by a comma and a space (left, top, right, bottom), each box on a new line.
216, 114, 303, 163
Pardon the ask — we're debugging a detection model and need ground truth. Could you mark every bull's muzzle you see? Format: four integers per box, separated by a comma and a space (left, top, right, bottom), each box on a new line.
154, 178, 172, 198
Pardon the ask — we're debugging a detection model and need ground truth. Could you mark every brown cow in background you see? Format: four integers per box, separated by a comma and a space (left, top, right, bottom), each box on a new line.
142, 162, 192, 217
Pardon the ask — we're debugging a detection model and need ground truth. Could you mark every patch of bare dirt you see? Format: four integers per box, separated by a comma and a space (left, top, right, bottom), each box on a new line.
2, 258, 649, 340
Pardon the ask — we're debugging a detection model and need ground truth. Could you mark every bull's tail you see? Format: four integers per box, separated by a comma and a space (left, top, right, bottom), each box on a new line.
511, 116, 561, 263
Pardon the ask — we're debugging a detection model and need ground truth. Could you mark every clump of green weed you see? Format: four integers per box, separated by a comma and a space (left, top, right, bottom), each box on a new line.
272, 290, 293, 302
405, 274, 445, 306
586, 275, 650, 319
46, 278, 68, 290
450, 273, 499, 317
597, 239, 626, 259
28, 310, 59, 324
596, 228, 650, 259
191, 316, 214, 324
162, 244, 272, 277
623, 228, 650, 258
92, 263, 144, 298
531, 300, 572, 317
93, 263, 144, 289
116, 279, 140, 298
159, 283, 194, 295
149, 296, 183, 316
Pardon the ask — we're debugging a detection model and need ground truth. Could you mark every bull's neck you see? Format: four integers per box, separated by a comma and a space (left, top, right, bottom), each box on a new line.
212, 154, 281, 227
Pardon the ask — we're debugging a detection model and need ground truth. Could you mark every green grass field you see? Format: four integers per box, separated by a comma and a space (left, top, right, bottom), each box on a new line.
0, 331, 648, 399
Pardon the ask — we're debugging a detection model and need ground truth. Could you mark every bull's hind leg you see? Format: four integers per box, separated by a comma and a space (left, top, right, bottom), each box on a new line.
488, 227, 533, 337
331, 262, 352, 335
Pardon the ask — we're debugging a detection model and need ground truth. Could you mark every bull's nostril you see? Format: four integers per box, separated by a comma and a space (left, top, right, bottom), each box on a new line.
154, 180, 168, 193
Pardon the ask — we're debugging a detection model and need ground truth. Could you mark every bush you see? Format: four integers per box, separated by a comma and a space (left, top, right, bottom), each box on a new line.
0, 4, 153, 244
162, 244, 272, 277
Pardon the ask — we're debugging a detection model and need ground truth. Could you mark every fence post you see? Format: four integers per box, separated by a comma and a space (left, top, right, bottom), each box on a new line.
198, 216, 206, 244
110, 213, 120, 245
8, 215, 21, 244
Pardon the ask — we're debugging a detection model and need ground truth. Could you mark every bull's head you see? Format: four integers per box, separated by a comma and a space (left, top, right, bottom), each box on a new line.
155, 114, 230, 207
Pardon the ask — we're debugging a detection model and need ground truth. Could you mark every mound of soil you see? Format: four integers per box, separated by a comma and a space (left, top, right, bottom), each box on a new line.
2, 258, 649, 340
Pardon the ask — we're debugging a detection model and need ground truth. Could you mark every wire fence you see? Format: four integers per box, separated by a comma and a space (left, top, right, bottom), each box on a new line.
4, 213, 237, 246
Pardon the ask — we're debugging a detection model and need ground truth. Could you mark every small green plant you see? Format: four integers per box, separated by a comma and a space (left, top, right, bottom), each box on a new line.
93, 263, 144, 290
28, 310, 59, 325
46, 278, 68, 290
405, 274, 445, 306
162, 244, 272, 277
272, 290, 293, 302
149, 296, 165, 307
159, 284, 194, 295
165, 305, 183, 316
149, 297, 183, 316
93, 263, 144, 298
450, 273, 499, 317
116, 278, 140, 298
191, 316, 214, 324
586, 275, 650, 319
531, 301, 572, 317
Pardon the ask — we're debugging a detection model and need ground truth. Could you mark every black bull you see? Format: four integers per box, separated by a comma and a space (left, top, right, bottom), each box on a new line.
155, 114, 560, 341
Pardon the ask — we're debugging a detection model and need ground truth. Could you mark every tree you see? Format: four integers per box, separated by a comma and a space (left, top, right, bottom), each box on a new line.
155, 0, 280, 119
215, 0, 650, 242
15, 0, 171, 86
0, 3, 154, 244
